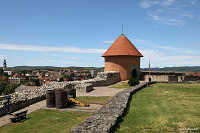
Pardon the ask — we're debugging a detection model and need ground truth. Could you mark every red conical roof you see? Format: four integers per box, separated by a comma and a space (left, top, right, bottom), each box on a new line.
102, 33, 143, 57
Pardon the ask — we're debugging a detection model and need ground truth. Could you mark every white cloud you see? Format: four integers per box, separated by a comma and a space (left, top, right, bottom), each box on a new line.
48, 60, 56, 63
101, 41, 114, 44
60, 61, 89, 65
140, 0, 195, 25
189, 0, 197, 5
63, 56, 78, 60
52, 54, 57, 56
0, 55, 7, 59
132, 38, 194, 54
161, 0, 175, 6
140, 49, 200, 67
140, 0, 160, 8
0, 44, 106, 54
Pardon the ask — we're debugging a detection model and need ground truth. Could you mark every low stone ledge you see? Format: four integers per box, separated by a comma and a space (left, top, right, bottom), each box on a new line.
155, 81, 200, 84
71, 83, 148, 133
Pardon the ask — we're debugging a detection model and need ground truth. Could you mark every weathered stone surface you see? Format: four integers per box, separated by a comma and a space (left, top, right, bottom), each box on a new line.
71, 82, 147, 133
0, 71, 120, 117
74, 83, 93, 93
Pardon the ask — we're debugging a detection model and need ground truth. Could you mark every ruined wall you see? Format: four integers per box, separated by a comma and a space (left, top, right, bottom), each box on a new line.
145, 75, 169, 82
141, 71, 200, 82
71, 82, 148, 133
0, 71, 120, 117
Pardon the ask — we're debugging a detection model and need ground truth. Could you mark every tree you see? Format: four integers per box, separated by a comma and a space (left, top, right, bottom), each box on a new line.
3, 83, 20, 95
0, 68, 3, 74
70, 73, 75, 78
31, 79, 40, 86
0, 81, 8, 94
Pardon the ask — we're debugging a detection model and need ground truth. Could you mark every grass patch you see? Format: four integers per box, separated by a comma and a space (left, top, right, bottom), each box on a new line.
0, 109, 92, 133
117, 83, 200, 133
77, 96, 111, 105
111, 82, 131, 89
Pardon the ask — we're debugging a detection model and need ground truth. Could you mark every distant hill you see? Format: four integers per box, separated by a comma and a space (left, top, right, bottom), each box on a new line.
6, 66, 200, 73
8, 66, 104, 72
141, 66, 200, 72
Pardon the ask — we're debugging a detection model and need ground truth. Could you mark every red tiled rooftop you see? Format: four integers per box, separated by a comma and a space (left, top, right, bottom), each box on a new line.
188, 72, 200, 76
102, 33, 143, 57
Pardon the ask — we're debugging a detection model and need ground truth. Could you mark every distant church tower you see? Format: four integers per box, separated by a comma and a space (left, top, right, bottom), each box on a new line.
102, 33, 143, 81
3, 59, 7, 70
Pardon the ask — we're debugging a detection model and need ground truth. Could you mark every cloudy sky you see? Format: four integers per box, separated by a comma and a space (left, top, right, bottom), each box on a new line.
0, 0, 200, 68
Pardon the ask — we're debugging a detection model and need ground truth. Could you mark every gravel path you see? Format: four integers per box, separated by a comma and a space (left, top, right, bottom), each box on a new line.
0, 85, 125, 128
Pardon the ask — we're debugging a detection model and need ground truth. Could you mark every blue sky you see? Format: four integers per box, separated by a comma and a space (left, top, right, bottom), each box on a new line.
0, 0, 200, 68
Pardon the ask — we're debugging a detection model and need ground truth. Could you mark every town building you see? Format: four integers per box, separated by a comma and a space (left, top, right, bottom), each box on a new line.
3, 71, 12, 76
102, 33, 143, 81
8, 77, 25, 84
3, 59, 6, 71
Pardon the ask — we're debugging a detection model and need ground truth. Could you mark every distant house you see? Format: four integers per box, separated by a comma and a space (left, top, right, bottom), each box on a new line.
4, 71, 12, 76
73, 70, 80, 72
63, 69, 71, 72
13, 73, 21, 78
80, 73, 90, 76
0, 74, 8, 82
8, 77, 25, 84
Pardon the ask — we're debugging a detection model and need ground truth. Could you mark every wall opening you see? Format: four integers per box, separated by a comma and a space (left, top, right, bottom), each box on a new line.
149, 77, 151, 82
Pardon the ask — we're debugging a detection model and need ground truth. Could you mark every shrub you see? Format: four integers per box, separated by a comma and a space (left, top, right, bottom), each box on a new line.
128, 77, 139, 86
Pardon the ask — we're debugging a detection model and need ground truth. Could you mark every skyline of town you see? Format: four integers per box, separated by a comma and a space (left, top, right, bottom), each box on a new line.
0, 0, 200, 67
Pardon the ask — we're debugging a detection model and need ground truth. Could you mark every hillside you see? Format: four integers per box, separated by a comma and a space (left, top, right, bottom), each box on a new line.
5, 66, 104, 72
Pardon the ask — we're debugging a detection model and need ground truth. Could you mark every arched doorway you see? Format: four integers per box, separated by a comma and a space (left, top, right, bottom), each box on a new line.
149, 77, 151, 82
131, 69, 137, 78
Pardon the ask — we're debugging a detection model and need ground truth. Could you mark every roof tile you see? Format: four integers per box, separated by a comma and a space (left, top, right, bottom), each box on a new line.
102, 34, 143, 57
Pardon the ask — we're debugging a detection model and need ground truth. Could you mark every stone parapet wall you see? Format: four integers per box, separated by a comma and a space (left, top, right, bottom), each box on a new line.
141, 71, 200, 82
155, 80, 200, 84
0, 71, 119, 117
71, 82, 148, 133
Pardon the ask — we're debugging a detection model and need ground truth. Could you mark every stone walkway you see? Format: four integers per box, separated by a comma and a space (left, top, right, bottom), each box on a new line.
0, 84, 125, 128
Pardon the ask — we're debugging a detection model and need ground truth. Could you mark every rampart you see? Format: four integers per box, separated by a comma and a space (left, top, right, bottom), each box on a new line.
0, 71, 120, 117
140, 71, 200, 82
71, 82, 148, 133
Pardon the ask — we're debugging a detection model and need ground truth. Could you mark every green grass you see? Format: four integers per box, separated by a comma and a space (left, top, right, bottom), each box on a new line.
0, 109, 92, 133
77, 96, 111, 105
111, 82, 131, 89
117, 83, 200, 133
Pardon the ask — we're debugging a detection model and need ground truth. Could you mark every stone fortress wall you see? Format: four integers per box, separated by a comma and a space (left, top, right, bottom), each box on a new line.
71, 82, 149, 132
140, 71, 200, 82
0, 71, 120, 117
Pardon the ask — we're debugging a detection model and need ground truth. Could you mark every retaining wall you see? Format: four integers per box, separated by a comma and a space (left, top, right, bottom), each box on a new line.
71, 82, 148, 133
0, 71, 119, 117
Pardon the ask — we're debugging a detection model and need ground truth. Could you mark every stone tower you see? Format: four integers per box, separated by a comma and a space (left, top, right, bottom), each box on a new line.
102, 33, 143, 81
3, 59, 7, 71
